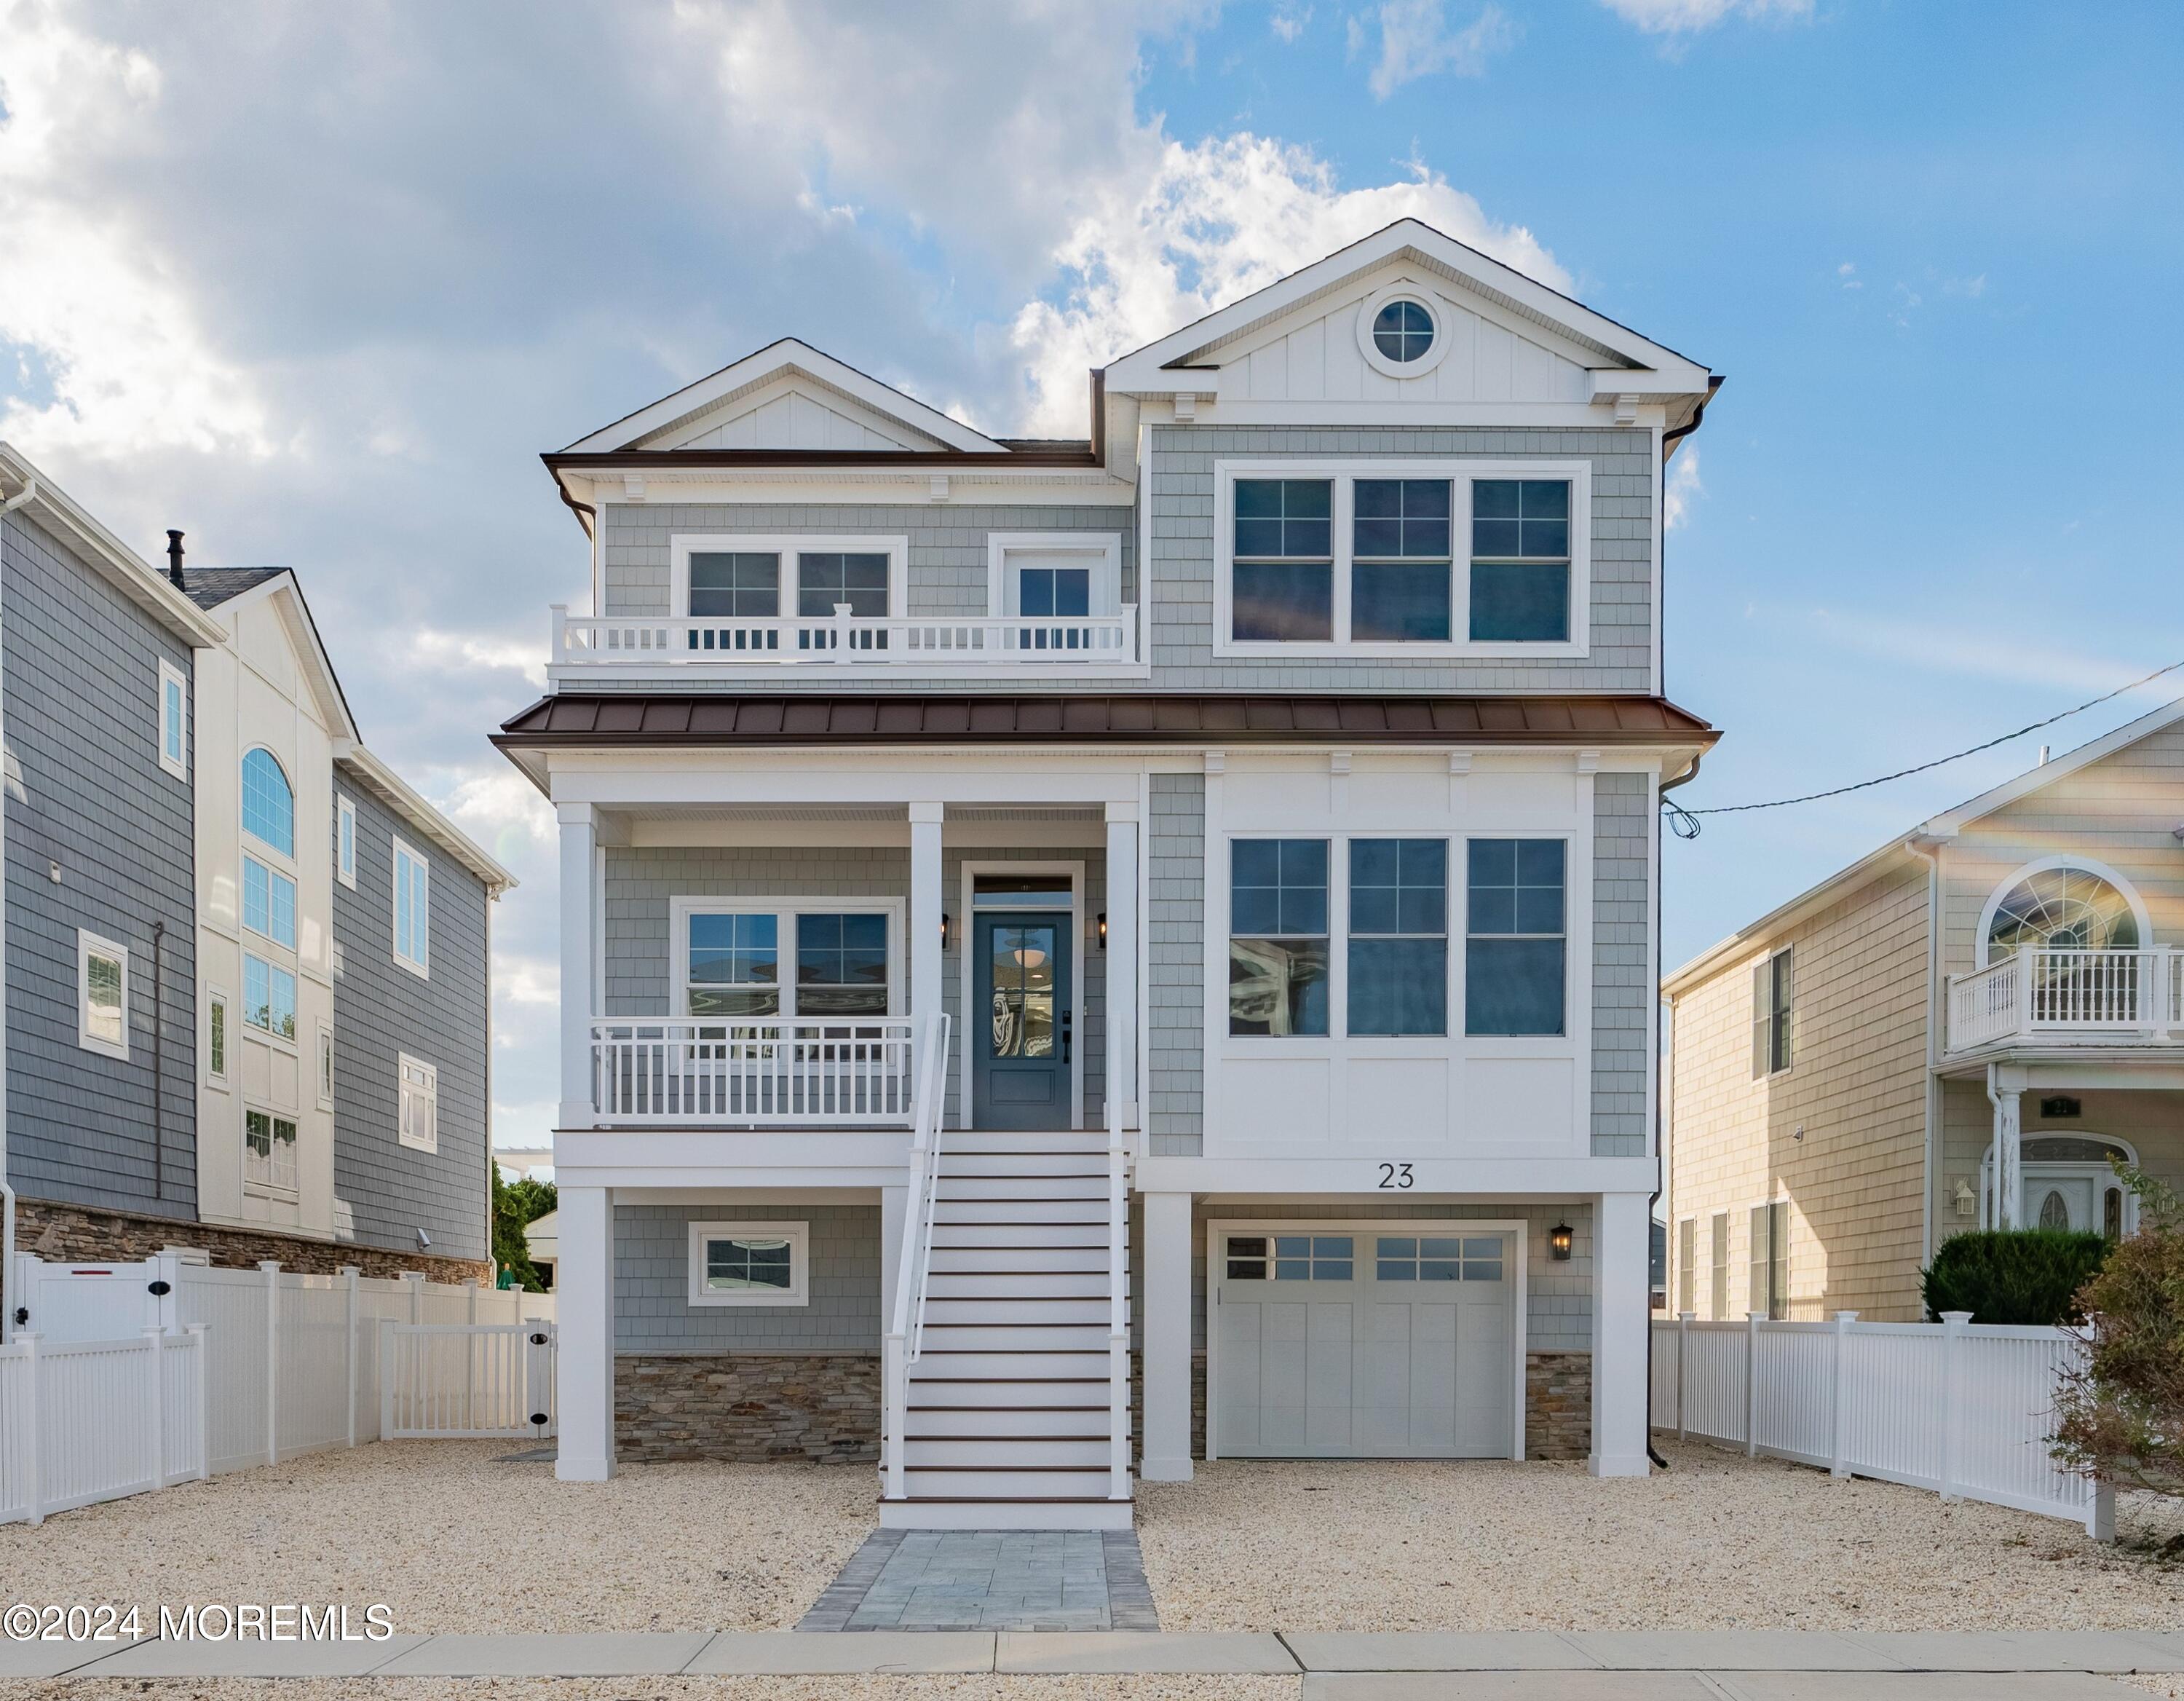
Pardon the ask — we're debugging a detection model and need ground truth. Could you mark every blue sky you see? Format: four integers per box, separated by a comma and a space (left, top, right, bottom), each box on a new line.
2, 0, 2179, 1142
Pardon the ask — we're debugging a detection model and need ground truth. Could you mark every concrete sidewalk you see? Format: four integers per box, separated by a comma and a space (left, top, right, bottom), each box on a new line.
4, 1627, 2181, 1684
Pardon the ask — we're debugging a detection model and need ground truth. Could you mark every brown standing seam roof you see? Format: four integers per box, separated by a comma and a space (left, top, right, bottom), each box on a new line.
494, 694, 1718, 749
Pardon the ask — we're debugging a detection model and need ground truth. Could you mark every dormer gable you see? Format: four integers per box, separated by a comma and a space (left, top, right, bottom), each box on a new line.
562, 337, 1008, 456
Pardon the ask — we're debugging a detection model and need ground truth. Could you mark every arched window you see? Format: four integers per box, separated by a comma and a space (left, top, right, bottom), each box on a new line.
242, 749, 295, 858
1985, 864, 2140, 961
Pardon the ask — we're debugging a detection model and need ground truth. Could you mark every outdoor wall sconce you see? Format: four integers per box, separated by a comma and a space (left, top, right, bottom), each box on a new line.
941, 913, 952, 950
1097, 912, 1107, 949
1549, 1221, 1573, 1261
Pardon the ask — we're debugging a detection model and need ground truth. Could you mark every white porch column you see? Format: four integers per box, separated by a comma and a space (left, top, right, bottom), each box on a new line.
1140, 1189, 1193, 1481
1104, 802, 1141, 1132
909, 801, 944, 1034
879, 1184, 908, 1325
1589, 1192, 1652, 1478
557, 802, 598, 1130
1986, 1064, 2024, 1228
554, 1184, 615, 1482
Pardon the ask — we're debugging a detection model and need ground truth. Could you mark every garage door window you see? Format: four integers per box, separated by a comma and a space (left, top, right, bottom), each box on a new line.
1224, 1234, 1353, 1280
1374, 1235, 1503, 1282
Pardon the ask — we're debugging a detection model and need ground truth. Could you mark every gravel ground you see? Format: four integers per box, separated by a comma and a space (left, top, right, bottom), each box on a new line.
0, 1443, 872, 1635
1136, 1438, 2184, 1632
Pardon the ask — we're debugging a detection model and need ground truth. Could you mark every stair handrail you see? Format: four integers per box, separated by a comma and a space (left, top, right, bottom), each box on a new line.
1106, 1089, 1130, 1501
882, 1009, 949, 1501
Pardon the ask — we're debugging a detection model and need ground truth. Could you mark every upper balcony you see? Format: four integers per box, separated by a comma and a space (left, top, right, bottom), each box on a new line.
1945, 947, 2184, 1057
549, 604, 1144, 684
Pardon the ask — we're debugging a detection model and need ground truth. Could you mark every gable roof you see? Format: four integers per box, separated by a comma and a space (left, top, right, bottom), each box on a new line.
1662, 693, 2184, 995
1099, 218, 1715, 411
177, 565, 289, 611
561, 337, 1008, 457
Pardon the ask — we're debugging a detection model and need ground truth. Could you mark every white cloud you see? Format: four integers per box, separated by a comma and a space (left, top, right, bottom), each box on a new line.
1009, 135, 1569, 435
1664, 445, 1702, 531
1364, 0, 1514, 99
1597, 0, 1811, 32
1272, 3, 1313, 42
1837, 261, 1862, 291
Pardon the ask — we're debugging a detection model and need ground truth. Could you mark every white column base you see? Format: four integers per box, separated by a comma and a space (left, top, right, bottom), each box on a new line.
555, 1454, 614, 1483
1139, 1453, 1194, 1483
1141, 1189, 1193, 1483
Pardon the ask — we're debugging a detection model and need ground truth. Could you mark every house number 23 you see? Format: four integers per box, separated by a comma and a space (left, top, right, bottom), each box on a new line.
1376, 1163, 1415, 1190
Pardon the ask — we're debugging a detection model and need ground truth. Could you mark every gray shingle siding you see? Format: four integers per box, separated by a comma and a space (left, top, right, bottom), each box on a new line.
1145, 424, 1653, 694
1, 510, 197, 1217
1591, 770, 1653, 1158
614, 1200, 880, 1353
331, 776, 491, 1262
1146, 773, 1204, 1155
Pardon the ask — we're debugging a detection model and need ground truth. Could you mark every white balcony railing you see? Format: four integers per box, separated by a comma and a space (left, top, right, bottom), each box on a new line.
588, 1017, 917, 1126
552, 604, 1138, 670
1946, 947, 2183, 1054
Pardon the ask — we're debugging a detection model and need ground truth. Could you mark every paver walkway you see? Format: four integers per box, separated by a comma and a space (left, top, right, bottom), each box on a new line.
5, 1628, 2183, 1684
797, 1528, 1160, 1630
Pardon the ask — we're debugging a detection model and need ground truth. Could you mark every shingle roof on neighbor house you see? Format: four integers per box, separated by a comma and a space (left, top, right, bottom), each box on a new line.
1661, 692, 2184, 996
175, 564, 289, 610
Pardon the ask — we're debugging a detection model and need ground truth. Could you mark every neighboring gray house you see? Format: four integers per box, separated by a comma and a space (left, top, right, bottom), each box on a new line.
499, 219, 1722, 1528
0, 446, 515, 1319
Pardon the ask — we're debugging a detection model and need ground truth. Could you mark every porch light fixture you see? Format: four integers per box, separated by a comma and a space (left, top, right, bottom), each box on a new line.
1549, 1221, 1573, 1262
941, 913, 951, 951
1097, 912, 1107, 949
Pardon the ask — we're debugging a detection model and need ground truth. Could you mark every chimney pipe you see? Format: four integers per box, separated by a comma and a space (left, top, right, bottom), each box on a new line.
165, 529, 185, 589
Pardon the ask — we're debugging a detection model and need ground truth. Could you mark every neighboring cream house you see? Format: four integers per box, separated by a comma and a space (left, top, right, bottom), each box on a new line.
497, 218, 1723, 1526
1663, 702, 2184, 1323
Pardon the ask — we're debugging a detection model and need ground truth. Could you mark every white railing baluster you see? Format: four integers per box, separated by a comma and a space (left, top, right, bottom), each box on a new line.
555, 609, 1138, 670
587, 1017, 916, 1126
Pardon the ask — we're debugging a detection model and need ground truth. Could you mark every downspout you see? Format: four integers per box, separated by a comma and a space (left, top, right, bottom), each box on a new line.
151, 920, 165, 1201
0, 473, 35, 1338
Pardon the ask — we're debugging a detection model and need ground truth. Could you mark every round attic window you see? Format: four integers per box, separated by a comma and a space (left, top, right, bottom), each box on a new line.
1371, 299, 1435, 363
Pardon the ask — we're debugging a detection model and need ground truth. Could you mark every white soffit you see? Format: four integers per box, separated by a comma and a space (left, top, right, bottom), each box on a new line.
563, 338, 1006, 456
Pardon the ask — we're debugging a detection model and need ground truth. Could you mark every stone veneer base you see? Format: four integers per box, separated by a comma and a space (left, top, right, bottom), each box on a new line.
6, 1197, 491, 1303
615, 1353, 882, 1464
1524, 1351, 1592, 1460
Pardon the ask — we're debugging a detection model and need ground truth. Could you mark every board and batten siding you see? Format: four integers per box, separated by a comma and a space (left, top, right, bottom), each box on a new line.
331, 775, 491, 1263
1, 508, 197, 1218
1146, 773, 1205, 1156
1144, 424, 1654, 694
1591, 771, 1651, 1158
614, 1200, 880, 1353
1667, 858, 1932, 1322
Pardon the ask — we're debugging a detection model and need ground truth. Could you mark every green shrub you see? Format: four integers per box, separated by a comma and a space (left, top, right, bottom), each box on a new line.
2054, 1171, 2184, 1496
1920, 1228, 2110, 1325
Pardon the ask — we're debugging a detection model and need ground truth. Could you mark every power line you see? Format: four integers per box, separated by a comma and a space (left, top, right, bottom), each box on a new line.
1662, 658, 2184, 840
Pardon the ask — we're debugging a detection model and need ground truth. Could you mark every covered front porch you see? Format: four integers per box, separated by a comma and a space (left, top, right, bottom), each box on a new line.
1937, 1059, 2184, 1235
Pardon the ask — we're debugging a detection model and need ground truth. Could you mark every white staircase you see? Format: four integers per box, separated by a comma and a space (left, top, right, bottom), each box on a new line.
882, 1019, 1132, 1529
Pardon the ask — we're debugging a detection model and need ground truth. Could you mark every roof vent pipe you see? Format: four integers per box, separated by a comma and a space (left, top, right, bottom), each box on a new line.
166, 529, 185, 589
2038, 745, 2052, 765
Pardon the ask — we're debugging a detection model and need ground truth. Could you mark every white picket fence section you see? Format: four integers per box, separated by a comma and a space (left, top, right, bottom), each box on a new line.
381, 1323, 556, 1439
1, 1252, 555, 1526
1651, 1311, 2110, 1535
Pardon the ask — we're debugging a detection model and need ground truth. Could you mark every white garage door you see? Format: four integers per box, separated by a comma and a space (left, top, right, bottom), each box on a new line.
1211, 1226, 1517, 1459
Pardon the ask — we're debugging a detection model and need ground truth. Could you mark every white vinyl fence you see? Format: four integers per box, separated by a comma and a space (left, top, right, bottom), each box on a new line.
1, 1252, 555, 1526
1651, 1311, 2112, 1536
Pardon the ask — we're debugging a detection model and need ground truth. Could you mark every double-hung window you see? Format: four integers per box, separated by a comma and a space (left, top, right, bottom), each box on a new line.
1676, 1217, 1697, 1315
392, 837, 430, 977
244, 953, 297, 1041
1463, 839, 1567, 1037
1228, 840, 1330, 1035
796, 553, 890, 620
78, 930, 129, 1060
1222, 464, 1584, 650
1468, 480, 1572, 642
1352, 481, 1452, 642
1752, 947, 1793, 1076
1709, 1212, 1730, 1320
243, 856, 298, 950
680, 904, 895, 1022
1748, 1200, 1790, 1319
398, 1053, 438, 1152
1231, 480, 1334, 642
336, 795, 357, 888
245, 1108, 297, 1191
1348, 839, 1447, 1035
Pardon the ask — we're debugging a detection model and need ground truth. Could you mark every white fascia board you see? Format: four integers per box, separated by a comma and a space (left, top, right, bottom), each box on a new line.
1662, 837, 1919, 999
1101, 219, 1712, 398
0, 443, 226, 647
561, 337, 1007, 455
566, 470, 1136, 505
215, 574, 360, 746
335, 740, 518, 896
1135, 1155, 1660, 1194
1923, 694, 2184, 836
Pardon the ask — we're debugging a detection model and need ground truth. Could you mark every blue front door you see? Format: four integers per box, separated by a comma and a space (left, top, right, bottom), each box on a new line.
973, 912, 1072, 1129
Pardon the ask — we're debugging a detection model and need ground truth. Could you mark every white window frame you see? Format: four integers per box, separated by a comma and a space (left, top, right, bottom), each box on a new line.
669, 896, 905, 1019
1974, 853, 2152, 968
1752, 944, 1794, 1078
1211, 458, 1591, 660
669, 534, 910, 623
397, 1051, 438, 1153
242, 952, 299, 1049
244, 1105, 298, 1195
392, 834, 430, 979
985, 532, 1124, 617
1674, 1215, 1697, 1316
1355, 284, 1459, 382
336, 794, 357, 890
242, 853, 298, 950
76, 928, 130, 1061
205, 984, 231, 1090
157, 658, 189, 782
687, 1220, 810, 1308
317, 1019, 336, 1111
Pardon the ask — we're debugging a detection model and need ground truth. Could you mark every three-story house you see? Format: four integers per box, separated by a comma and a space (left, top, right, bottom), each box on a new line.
495, 221, 1720, 1525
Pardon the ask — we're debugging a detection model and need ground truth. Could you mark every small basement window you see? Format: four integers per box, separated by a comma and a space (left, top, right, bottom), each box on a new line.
689, 1221, 809, 1307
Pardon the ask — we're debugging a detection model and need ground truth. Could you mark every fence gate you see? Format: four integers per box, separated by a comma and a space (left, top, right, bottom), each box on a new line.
381, 1322, 556, 1440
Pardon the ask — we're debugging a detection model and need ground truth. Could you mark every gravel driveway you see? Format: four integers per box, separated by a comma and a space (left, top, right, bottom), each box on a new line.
1136, 1438, 2184, 1633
